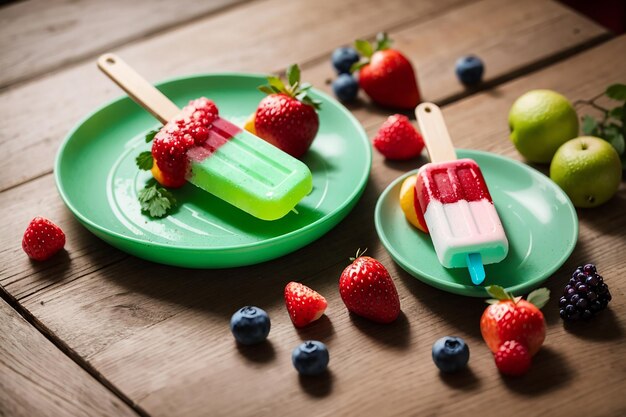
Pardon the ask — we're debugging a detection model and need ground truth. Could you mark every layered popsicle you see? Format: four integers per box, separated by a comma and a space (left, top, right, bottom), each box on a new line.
97, 53, 313, 221
151, 97, 313, 221
414, 103, 508, 284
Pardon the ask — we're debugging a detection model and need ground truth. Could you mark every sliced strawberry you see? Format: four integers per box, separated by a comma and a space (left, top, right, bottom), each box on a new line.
22, 217, 66, 261
284, 282, 328, 328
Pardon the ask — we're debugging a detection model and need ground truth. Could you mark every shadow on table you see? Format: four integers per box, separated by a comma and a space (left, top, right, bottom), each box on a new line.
349, 311, 411, 350
564, 309, 623, 341
298, 370, 334, 398
501, 347, 572, 395
438, 367, 481, 391
236, 340, 276, 364
296, 315, 336, 343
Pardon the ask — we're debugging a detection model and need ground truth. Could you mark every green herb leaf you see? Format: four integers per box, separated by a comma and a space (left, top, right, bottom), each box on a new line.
485, 285, 515, 302
608, 132, 625, 155
606, 83, 626, 101
527, 288, 550, 309
287, 64, 300, 87
135, 151, 154, 170
350, 61, 368, 73
375, 32, 392, 51
258, 85, 275, 95
138, 183, 177, 218
609, 106, 624, 120
354, 39, 374, 58
267, 76, 286, 92
145, 129, 158, 143
581, 115, 598, 136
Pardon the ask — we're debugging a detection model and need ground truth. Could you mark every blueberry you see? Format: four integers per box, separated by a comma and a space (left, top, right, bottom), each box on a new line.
432, 336, 470, 373
292, 341, 329, 376
331, 47, 360, 74
230, 306, 270, 345
455, 55, 484, 86
332, 73, 359, 102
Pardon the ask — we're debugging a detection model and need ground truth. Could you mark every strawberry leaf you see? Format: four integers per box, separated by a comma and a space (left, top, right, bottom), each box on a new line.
258, 85, 275, 95
527, 288, 550, 309
375, 32, 392, 51
135, 151, 153, 170
287, 64, 300, 87
138, 182, 177, 218
267, 76, 286, 92
145, 129, 159, 143
485, 285, 515, 302
354, 39, 373, 58
350, 61, 368, 73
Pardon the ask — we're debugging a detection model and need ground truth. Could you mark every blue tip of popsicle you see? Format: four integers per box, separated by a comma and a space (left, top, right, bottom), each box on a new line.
466, 253, 485, 285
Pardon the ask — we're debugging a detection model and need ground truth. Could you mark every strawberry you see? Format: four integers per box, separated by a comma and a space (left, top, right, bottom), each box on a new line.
254, 64, 321, 158
352, 33, 420, 109
284, 282, 327, 328
151, 97, 218, 188
480, 286, 549, 356
494, 340, 531, 376
22, 217, 66, 261
373, 114, 424, 160
339, 251, 400, 323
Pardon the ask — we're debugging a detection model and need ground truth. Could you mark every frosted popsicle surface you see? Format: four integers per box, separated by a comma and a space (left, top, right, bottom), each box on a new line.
187, 118, 313, 221
415, 158, 508, 267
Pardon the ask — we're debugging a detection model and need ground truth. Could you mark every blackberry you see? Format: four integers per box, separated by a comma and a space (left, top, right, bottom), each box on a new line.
560, 264, 611, 321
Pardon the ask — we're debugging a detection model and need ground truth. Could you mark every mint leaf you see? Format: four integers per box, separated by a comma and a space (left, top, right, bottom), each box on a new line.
581, 115, 598, 136
135, 151, 153, 170
485, 285, 515, 302
527, 288, 550, 309
138, 183, 177, 218
145, 129, 158, 143
606, 83, 626, 101
354, 39, 373, 58
287, 64, 300, 87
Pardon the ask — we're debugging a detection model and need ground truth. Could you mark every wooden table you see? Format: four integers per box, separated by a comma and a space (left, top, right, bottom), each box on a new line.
1, 1, 625, 416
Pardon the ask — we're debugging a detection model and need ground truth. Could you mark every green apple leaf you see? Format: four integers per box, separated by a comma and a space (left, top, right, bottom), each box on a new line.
581, 115, 598, 136
606, 83, 626, 101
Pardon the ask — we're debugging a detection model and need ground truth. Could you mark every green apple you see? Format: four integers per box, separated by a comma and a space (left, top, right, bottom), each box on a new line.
508, 90, 579, 163
550, 136, 621, 208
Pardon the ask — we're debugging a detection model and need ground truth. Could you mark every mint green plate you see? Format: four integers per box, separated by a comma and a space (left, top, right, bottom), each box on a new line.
55, 74, 371, 268
375, 150, 578, 297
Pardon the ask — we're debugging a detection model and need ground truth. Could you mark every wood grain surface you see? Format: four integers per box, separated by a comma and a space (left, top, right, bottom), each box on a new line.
0, 0, 609, 192
0, 298, 139, 417
1, 0, 625, 416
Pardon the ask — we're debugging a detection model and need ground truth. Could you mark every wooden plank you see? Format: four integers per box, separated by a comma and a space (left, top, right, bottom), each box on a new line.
0, 0, 608, 192
3, 36, 625, 417
0, 0, 249, 89
303, 0, 610, 124
0, 297, 140, 417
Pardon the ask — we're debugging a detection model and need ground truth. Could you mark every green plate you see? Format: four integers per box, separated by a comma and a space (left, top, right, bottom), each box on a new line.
55, 73, 371, 268
375, 150, 578, 297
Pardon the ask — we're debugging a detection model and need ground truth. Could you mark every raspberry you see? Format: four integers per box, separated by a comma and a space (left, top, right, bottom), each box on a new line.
494, 340, 531, 376
22, 217, 66, 261
559, 264, 611, 321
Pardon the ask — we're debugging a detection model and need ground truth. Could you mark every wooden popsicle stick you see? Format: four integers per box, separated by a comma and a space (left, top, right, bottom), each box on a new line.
415, 102, 457, 163
97, 53, 180, 124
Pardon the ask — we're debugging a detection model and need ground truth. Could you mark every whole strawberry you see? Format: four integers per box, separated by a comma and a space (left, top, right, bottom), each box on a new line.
255, 64, 321, 158
339, 250, 400, 323
22, 217, 66, 261
373, 114, 424, 160
284, 282, 328, 328
480, 286, 549, 356
352, 33, 420, 109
